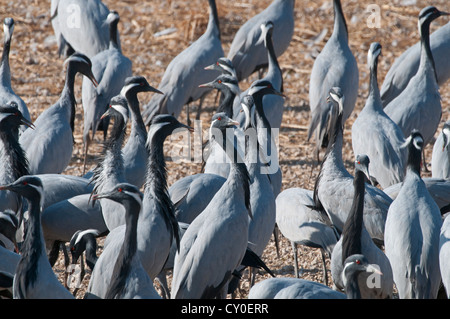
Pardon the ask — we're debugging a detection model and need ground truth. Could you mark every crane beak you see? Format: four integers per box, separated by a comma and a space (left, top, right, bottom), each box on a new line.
227, 119, 240, 127
90, 76, 99, 88
178, 122, 194, 132
365, 264, 383, 276
20, 117, 35, 129
145, 84, 164, 95
271, 89, 285, 98
88, 192, 103, 206
199, 81, 214, 88
100, 106, 113, 120
91, 193, 104, 201
204, 64, 217, 71
84, 69, 98, 88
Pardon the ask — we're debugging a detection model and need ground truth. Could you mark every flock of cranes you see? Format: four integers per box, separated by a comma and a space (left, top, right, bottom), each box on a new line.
0, 0, 449, 300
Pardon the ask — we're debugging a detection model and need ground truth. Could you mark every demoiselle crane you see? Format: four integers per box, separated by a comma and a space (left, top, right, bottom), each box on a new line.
431, 120, 450, 179
233, 21, 285, 131
351, 42, 407, 189
384, 130, 443, 299
0, 176, 74, 299
275, 187, 339, 285
120, 76, 163, 188
86, 115, 191, 296
0, 104, 34, 213
19, 53, 98, 175
168, 74, 241, 225
142, 0, 224, 126
248, 254, 381, 299
312, 87, 391, 243
81, 10, 132, 174
383, 6, 449, 148
330, 154, 393, 299
0, 18, 31, 129
380, 21, 450, 106
307, 0, 359, 161
228, 93, 279, 291
88, 183, 161, 299
171, 113, 251, 299
50, 0, 118, 58
227, 0, 295, 82
90, 95, 129, 231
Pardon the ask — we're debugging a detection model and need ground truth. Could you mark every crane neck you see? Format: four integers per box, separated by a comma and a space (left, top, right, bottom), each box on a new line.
418, 19, 438, 82
406, 140, 422, 177
144, 131, 180, 251
91, 115, 126, 194
254, 93, 278, 171
105, 199, 140, 299
207, 0, 221, 40
84, 234, 99, 271
125, 92, 147, 136
344, 269, 363, 299
213, 126, 251, 214
60, 62, 78, 132
368, 55, 381, 108
14, 197, 43, 298
332, 0, 349, 43
0, 125, 30, 182
61, 63, 77, 100
341, 169, 365, 264
217, 88, 236, 118
265, 29, 283, 92
109, 19, 120, 51
106, 114, 127, 156
0, 37, 11, 88
324, 105, 344, 167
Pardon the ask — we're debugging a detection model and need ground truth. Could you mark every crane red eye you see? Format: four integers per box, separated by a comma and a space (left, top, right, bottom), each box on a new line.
217, 117, 221, 121
118, 188, 122, 192
216, 62, 219, 65
23, 181, 28, 185
356, 260, 361, 265
218, 80, 222, 84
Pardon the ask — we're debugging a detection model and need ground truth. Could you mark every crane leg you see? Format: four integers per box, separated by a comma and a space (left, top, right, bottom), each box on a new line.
61, 243, 70, 289
196, 95, 207, 120
273, 225, 280, 258
82, 138, 90, 176
186, 103, 191, 127
292, 241, 300, 278
320, 248, 329, 286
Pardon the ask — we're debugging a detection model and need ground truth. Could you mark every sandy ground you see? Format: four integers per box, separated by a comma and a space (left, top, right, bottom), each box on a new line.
2, 0, 449, 299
